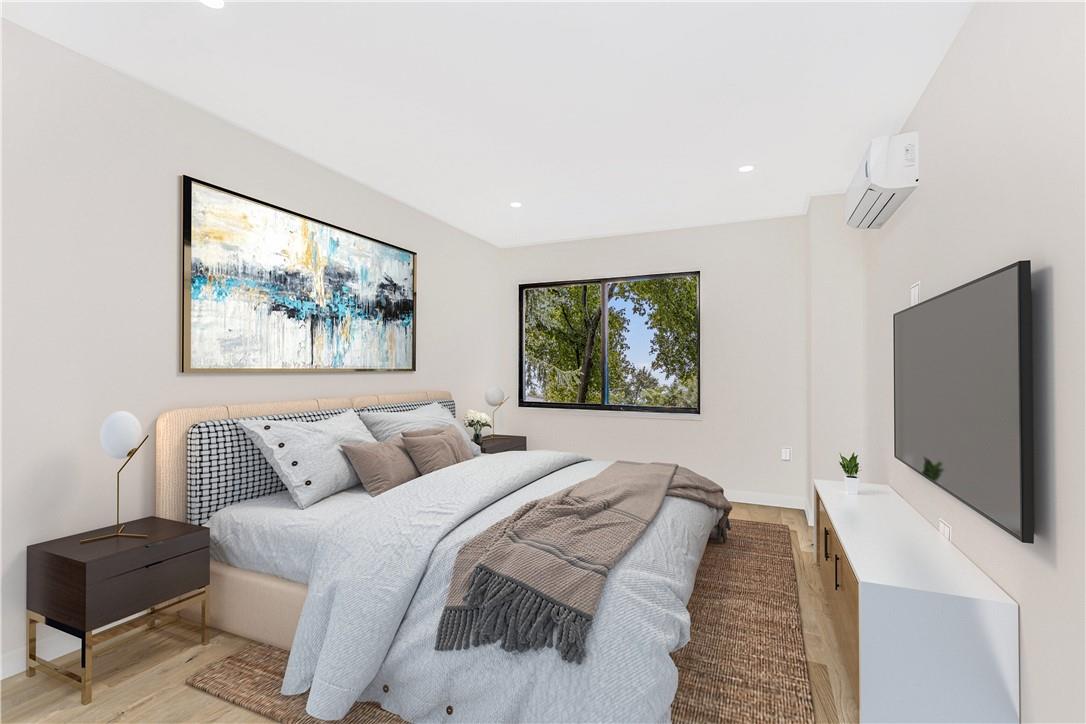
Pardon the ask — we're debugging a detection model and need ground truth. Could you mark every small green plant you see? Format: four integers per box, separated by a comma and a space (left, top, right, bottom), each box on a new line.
922, 457, 944, 482
839, 452, 860, 478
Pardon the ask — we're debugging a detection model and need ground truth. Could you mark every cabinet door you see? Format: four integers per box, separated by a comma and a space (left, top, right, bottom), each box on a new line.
829, 543, 860, 704
819, 495, 861, 712
817, 498, 835, 595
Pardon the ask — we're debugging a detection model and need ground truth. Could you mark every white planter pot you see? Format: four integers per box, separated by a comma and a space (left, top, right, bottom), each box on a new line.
845, 476, 860, 495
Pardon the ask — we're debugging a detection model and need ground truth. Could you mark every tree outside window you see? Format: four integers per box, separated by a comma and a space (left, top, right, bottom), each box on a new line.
520, 272, 699, 413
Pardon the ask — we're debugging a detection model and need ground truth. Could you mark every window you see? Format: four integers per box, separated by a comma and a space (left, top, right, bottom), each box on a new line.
519, 272, 699, 413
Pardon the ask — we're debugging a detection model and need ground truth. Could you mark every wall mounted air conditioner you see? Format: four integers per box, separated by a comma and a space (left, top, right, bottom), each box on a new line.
845, 132, 919, 228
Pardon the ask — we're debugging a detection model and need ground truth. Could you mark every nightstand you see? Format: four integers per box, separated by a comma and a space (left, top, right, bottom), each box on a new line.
26, 516, 210, 704
479, 434, 527, 453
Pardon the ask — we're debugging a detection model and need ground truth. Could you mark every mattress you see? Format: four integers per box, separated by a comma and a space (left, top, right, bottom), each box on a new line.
207, 486, 373, 584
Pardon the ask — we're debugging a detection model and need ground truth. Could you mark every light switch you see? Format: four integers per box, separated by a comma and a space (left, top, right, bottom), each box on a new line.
910, 282, 920, 306
938, 518, 952, 541
780, 447, 792, 462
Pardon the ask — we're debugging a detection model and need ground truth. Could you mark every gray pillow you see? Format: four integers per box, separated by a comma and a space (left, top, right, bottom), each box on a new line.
402, 426, 474, 475
238, 410, 376, 509
359, 402, 481, 456
342, 436, 420, 496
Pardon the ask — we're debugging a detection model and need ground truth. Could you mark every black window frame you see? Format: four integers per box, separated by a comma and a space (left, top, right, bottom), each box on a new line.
518, 271, 701, 415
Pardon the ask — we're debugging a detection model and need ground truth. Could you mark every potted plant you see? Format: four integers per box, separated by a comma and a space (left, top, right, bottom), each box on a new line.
464, 410, 492, 444
839, 452, 861, 494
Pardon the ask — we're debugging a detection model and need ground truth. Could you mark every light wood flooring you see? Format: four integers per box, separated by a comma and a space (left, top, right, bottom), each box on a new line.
1, 503, 858, 723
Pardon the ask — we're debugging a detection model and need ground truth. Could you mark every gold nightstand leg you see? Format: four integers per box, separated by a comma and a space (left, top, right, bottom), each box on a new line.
81, 632, 93, 705
26, 612, 37, 677
24, 589, 208, 704
200, 592, 209, 645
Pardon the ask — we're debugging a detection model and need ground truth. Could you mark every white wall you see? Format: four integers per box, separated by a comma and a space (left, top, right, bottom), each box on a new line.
865, 4, 1085, 721
0, 22, 498, 675
497, 216, 812, 511
805, 195, 869, 511
496, 199, 872, 519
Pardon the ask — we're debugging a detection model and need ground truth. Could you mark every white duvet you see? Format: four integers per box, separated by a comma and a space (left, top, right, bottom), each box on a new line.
281, 451, 721, 723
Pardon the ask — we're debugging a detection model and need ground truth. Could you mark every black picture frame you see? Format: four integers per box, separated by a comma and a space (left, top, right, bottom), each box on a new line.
181, 176, 417, 373
518, 271, 701, 414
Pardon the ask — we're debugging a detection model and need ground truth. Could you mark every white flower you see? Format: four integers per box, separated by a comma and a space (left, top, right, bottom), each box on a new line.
464, 410, 492, 428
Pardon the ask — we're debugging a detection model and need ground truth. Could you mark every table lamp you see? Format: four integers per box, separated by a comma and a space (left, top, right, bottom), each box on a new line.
81, 411, 150, 543
484, 386, 509, 434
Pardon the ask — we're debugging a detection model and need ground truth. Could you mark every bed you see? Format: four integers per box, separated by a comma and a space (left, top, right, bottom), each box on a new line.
156, 391, 725, 722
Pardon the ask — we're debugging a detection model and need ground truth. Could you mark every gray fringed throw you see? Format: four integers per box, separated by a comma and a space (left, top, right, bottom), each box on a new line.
435, 461, 731, 663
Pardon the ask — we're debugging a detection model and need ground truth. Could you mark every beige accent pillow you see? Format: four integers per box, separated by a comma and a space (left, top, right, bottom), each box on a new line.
341, 436, 420, 496
402, 426, 474, 475
401, 426, 476, 458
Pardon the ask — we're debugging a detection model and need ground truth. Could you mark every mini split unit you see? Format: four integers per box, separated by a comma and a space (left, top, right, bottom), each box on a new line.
845, 132, 920, 228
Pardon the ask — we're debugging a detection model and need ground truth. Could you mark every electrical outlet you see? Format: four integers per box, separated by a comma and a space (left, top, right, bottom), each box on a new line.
910, 282, 920, 306
780, 447, 792, 462
937, 518, 952, 541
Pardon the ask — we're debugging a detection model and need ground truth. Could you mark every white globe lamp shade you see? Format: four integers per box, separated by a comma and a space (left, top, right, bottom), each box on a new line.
100, 411, 143, 459
484, 387, 506, 407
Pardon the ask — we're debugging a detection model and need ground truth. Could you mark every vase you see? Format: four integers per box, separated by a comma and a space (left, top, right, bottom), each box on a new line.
473, 431, 483, 444
845, 476, 860, 495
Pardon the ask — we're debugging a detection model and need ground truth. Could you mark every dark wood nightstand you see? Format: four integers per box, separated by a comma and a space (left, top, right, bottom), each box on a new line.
479, 434, 527, 454
26, 516, 210, 704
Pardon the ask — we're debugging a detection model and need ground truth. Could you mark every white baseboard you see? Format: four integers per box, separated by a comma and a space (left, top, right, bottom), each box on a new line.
726, 488, 808, 514
3, 646, 30, 680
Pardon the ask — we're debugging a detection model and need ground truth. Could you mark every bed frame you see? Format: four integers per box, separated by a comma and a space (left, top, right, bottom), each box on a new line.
155, 390, 453, 649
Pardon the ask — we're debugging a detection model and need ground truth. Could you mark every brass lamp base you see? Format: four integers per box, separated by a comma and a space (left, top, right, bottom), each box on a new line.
80, 524, 148, 544
81, 433, 151, 545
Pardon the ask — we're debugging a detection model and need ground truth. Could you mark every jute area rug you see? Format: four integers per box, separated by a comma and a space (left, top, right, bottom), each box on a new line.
187, 519, 814, 723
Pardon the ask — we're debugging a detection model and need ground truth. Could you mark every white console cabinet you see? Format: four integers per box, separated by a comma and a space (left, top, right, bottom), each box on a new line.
814, 479, 1020, 723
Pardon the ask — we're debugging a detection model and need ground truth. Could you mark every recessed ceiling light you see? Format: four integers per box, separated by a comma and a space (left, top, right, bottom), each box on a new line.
199, 0, 225, 9
738, 164, 755, 173
509, 201, 523, 209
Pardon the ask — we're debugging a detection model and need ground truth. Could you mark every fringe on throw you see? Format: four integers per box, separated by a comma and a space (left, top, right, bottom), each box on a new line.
710, 515, 730, 544
435, 566, 593, 664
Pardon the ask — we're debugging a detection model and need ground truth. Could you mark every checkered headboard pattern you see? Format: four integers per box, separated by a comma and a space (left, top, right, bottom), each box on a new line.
186, 399, 456, 525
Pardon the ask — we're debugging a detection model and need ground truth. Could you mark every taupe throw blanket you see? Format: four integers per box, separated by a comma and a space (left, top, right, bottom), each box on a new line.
435, 461, 731, 663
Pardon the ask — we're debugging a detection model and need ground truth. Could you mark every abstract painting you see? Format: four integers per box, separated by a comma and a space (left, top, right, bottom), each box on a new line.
182, 177, 415, 371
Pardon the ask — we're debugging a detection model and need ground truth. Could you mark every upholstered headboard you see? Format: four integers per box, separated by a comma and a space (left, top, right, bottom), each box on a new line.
155, 390, 454, 522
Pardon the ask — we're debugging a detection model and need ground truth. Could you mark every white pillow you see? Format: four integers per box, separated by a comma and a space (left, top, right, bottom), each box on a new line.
359, 402, 481, 456
238, 410, 377, 509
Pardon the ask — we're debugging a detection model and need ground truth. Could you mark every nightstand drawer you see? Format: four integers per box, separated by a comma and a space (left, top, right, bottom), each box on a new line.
86, 547, 209, 629
86, 528, 209, 582
480, 435, 527, 453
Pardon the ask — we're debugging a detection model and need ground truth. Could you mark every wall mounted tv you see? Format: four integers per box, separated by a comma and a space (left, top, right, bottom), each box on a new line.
894, 261, 1033, 542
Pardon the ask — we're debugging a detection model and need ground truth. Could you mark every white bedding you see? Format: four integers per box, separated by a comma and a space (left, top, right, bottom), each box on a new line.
279, 451, 722, 723
207, 487, 373, 584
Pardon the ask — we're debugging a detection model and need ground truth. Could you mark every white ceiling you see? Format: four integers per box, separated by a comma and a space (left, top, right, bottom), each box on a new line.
3, 2, 972, 247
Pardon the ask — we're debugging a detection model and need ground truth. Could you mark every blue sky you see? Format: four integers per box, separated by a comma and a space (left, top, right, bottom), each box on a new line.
611, 297, 671, 384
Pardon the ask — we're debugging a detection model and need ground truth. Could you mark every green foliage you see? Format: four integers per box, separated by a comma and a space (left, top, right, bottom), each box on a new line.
612, 276, 699, 382
922, 457, 943, 482
522, 284, 607, 404
839, 452, 860, 478
523, 275, 698, 408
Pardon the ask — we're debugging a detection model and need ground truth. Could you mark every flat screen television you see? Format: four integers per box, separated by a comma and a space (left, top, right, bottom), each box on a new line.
894, 261, 1033, 542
